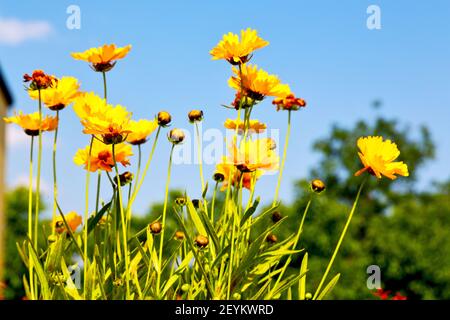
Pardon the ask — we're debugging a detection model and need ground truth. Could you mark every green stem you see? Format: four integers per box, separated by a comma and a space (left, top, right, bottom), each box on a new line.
211, 181, 218, 223
313, 180, 366, 300
95, 172, 102, 214
51, 111, 59, 235
273, 110, 291, 206
195, 122, 205, 192
112, 143, 130, 298
83, 135, 94, 296
156, 144, 175, 297
33, 89, 42, 249
102, 71, 108, 103
27, 136, 34, 299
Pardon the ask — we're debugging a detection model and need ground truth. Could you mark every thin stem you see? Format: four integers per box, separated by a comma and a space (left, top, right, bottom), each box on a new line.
131, 144, 142, 197
156, 144, 175, 297
102, 71, 108, 103
95, 172, 102, 214
27, 136, 34, 299
33, 89, 42, 249
211, 181, 219, 223
313, 180, 366, 300
83, 135, 94, 296
195, 122, 205, 192
51, 110, 60, 235
273, 110, 292, 206
112, 143, 130, 298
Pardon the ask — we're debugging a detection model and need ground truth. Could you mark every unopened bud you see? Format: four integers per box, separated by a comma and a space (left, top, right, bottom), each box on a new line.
149, 221, 162, 234
311, 179, 326, 193
188, 109, 204, 123
157, 111, 172, 126
168, 128, 185, 144
195, 235, 209, 248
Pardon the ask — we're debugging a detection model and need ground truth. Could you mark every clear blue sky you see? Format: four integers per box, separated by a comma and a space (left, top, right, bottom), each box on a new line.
1, 1, 449, 218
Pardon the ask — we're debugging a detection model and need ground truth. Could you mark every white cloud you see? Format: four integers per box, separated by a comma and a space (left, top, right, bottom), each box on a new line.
0, 17, 53, 46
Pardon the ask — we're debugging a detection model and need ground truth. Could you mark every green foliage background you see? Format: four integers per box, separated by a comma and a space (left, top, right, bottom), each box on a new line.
3, 110, 449, 299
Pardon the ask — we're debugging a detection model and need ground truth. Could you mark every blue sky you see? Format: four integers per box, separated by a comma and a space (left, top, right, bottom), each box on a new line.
1, 1, 449, 218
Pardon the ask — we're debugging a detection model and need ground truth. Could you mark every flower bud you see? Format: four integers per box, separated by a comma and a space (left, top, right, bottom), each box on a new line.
266, 233, 278, 244
181, 284, 190, 292
175, 197, 186, 206
191, 199, 201, 209
305, 292, 312, 300
232, 293, 241, 300
157, 111, 172, 126
195, 235, 209, 248
149, 221, 162, 234
271, 211, 282, 223
188, 110, 203, 123
168, 128, 185, 145
116, 171, 133, 186
174, 231, 185, 241
213, 172, 225, 182
311, 179, 326, 194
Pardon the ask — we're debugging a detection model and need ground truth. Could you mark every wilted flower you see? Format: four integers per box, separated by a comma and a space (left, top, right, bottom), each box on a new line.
168, 128, 185, 145
271, 211, 282, 223
157, 111, 172, 126
273, 93, 307, 111
4, 111, 58, 136
311, 179, 326, 193
116, 171, 133, 186
71, 44, 132, 72
210, 28, 269, 65
29, 76, 81, 111
74, 139, 133, 172
188, 110, 204, 123
53, 211, 82, 234
228, 64, 290, 101
354, 136, 409, 180
126, 119, 158, 145
23, 70, 56, 90
194, 235, 209, 248
224, 118, 266, 134
149, 221, 162, 235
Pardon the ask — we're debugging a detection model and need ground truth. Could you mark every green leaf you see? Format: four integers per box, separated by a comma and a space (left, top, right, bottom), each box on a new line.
87, 200, 112, 234
316, 273, 341, 300
28, 243, 50, 299
202, 182, 209, 199
298, 253, 308, 300
241, 196, 260, 227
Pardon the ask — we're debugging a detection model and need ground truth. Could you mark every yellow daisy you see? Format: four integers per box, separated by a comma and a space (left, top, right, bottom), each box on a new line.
228, 64, 290, 101
226, 139, 279, 173
74, 139, 133, 172
4, 111, 58, 136
214, 158, 262, 191
354, 136, 409, 180
29, 76, 81, 111
126, 119, 158, 145
71, 44, 132, 72
210, 28, 269, 65
224, 118, 266, 134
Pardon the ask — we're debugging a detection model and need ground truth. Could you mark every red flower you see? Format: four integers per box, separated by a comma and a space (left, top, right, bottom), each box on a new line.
373, 288, 391, 300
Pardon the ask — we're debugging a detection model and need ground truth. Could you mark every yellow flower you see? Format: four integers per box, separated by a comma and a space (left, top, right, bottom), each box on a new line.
29, 77, 81, 111
214, 158, 262, 191
53, 211, 82, 234
73, 92, 106, 120
228, 64, 290, 101
79, 103, 132, 144
71, 44, 132, 72
74, 139, 133, 172
126, 119, 158, 145
4, 111, 58, 136
226, 139, 279, 173
354, 136, 409, 180
224, 118, 266, 134
210, 28, 269, 65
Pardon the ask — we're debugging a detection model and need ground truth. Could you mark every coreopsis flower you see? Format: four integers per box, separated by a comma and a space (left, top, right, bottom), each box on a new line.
126, 119, 158, 145
188, 110, 203, 123
53, 211, 82, 234
273, 93, 307, 111
224, 118, 266, 134
210, 28, 269, 65
354, 136, 409, 180
73, 92, 107, 120
74, 139, 133, 172
157, 111, 172, 126
71, 44, 132, 72
227, 139, 279, 173
168, 128, 185, 145
79, 103, 132, 144
311, 179, 326, 193
149, 221, 162, 235
214, 158, 262, 191
194, 235, 209, 248
228, 64, 291, 101
29, 76, 81, 111
4, 111, 58, 136
23, 70, 56, 90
